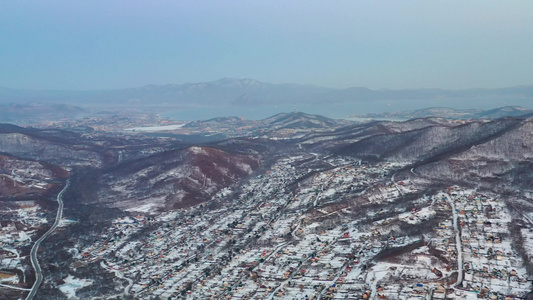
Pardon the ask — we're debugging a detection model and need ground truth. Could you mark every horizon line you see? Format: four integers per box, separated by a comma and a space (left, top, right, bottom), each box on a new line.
1, 78, 532, 92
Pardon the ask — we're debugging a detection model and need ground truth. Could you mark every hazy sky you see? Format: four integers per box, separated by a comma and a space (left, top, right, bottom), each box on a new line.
1, 1, 533, 90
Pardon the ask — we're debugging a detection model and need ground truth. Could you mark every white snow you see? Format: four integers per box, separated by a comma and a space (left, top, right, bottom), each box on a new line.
58, 275, 93, 299
124, 124, 186, 132
188, 146, 207, 155
236, 162, 253, 174
323, 188, 336, 197
125, 202, 159, 213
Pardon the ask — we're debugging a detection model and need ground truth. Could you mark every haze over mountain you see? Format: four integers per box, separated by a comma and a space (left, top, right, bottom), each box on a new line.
3, 2, 533, 91
1, 78, 532, 107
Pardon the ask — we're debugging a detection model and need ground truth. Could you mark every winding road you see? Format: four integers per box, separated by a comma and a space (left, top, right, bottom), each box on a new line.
26, 180, 70, 300
100, 261, 134, 297
440, 192, 464, 287
408, 168, 464, 288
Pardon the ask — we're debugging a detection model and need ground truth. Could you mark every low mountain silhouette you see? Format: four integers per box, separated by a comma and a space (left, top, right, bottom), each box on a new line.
1, 79, 532, 106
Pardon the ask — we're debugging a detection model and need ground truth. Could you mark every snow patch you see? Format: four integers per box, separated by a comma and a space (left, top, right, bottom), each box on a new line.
125, 201, 160, 213
189, 146, 207, 155
59, 275, 93, 299
124, 124, 185, 132
236, 162, 253, 174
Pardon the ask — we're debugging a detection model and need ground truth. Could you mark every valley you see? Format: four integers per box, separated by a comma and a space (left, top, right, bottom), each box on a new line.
0, 111, 532, 299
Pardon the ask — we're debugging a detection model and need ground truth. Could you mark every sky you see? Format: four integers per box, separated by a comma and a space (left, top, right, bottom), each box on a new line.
1, 1, 533, 90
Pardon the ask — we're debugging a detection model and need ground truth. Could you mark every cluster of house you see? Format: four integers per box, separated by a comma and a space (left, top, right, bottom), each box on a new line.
450, 187, 532, 298
32, 112, 181, 132
0, 203, 47, 286
69, 155, 531, 299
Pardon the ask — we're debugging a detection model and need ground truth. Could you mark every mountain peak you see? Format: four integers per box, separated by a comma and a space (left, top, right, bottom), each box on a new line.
214, 78, 264, 87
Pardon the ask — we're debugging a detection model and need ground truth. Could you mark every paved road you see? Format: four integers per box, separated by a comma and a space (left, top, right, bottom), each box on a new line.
441, 192, 464, 287
26, 180, 70, 300
390, 172, 404, 196
0, 283, 31, 291
100, 261, 134, 297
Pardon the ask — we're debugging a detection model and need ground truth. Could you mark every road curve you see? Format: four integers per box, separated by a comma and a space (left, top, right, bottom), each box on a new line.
26, 180, 70, 300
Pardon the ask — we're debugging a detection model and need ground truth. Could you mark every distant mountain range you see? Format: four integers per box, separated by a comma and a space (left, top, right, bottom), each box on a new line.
1, 78, 532, 106
356, 106, 533, 120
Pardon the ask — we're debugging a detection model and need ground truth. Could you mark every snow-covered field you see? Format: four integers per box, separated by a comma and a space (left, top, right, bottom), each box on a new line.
58, 275, 93, 299
124, 124, 185, 132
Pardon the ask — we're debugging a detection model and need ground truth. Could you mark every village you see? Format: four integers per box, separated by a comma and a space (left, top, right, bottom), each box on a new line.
0, 201, 49, 289
68, 154, 532, 299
